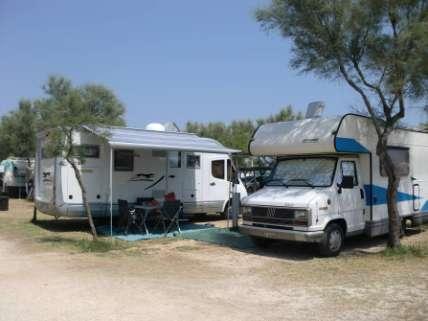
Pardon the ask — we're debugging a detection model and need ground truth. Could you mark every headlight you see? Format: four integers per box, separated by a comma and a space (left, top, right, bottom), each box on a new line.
294, 210, 308, 219
240, 206, 252, 218
294, 209, 310, 226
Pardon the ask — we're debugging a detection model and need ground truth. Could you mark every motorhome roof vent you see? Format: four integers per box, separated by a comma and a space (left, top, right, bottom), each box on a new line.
305, 101, 325, 119
145, 123, 166, 131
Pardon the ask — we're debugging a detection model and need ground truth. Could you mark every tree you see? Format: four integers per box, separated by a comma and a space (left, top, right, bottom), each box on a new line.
35, 76, 126, 239
256, 0, 428, 247
0, 100, 37, 161
186, 105, 302, 151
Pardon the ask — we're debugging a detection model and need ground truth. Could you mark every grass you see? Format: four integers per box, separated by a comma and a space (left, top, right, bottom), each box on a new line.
0, 200, 132, 254
382, 244, 428, 258
36, 235, 128, 253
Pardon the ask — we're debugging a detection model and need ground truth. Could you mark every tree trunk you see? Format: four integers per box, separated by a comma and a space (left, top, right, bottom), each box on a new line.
66, 158, 98, 240
377, 141, 401, 248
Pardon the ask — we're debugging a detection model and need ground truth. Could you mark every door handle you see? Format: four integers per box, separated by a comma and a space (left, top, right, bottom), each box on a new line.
210, 182, 216, 186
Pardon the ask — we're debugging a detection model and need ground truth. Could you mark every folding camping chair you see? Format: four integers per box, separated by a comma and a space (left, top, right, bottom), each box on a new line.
160, 200, 183, 236
118, 199, 143, 235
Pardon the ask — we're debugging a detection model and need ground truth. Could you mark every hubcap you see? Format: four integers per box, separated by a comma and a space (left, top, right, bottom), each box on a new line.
329, 230, 342, 252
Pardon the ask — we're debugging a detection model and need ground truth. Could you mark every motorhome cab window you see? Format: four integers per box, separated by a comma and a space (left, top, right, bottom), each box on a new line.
341, 161, 358, 185
380, 147, 410, 177
168, 151, 181, 168
266, 157, 337, 187
186, 155, 200, 169
114, 150, 134, 171
212, 160, 225, 179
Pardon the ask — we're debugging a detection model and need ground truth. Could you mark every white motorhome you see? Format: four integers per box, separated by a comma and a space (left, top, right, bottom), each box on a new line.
240, 113, 428, 256
0, 157, 34, 197
35, 125, 247, 219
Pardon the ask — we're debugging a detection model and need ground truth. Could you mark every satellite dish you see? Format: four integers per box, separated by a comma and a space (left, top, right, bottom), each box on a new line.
305, 101, 325, 119
145, 123, 166, 131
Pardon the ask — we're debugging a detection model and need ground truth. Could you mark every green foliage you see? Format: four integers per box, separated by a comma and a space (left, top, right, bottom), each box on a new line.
256, 0, 428, 114
0, 100, 37, 160
186, 105, 302, 152
35, 75, 126, 160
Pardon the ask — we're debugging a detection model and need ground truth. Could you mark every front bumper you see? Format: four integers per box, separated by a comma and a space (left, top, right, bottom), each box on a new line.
239, 224, 324, 243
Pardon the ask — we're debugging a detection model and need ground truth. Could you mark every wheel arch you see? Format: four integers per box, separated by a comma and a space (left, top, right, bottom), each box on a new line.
326, 218, 347, 236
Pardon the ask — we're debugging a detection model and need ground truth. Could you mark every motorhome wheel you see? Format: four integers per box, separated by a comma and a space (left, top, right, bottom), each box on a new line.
319, 223, 344, 257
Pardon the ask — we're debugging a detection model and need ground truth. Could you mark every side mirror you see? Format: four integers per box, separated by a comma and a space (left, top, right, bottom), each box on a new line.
340, 176, 354, 189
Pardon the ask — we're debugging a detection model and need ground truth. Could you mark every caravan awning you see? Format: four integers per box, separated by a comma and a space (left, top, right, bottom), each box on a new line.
85, 126, 239, 154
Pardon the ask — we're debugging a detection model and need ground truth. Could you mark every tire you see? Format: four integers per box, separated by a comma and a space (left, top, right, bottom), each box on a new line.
319, 223, 344, 257
251, 236, 274, 248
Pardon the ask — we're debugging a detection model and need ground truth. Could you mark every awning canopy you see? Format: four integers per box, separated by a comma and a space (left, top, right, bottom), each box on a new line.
84, 126, 239, 154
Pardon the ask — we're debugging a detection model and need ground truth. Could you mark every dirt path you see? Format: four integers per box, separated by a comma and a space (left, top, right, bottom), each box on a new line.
1, 201, 428, 321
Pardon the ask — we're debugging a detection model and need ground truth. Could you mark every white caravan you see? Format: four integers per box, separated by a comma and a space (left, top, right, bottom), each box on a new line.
240, 113, 428, 256
0, 157, 34, 197
35, 125, 247, 218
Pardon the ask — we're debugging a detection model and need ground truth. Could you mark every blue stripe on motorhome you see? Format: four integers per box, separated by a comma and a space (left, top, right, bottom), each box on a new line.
335, 137, 369, 153
420, 201, 428, 212
363, 184, 418, 206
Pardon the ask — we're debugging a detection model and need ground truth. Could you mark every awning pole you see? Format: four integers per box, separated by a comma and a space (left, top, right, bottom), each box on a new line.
110, 146, 113, 239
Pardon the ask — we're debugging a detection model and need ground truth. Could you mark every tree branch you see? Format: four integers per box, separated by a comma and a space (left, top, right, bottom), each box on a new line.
336, 57, 383, 138
351, 58, 392, 121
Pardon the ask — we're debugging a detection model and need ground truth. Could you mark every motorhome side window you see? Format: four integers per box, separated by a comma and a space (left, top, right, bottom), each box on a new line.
341, 161, 358, 185
186, 155, 200, 169
72, 145, 100, 158
114, 150, 134, 171
168, 151, 181, 168
212, 160, 225, 179
380, 147, 409, 177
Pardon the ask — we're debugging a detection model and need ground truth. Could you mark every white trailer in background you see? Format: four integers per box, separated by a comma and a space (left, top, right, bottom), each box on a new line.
240, 113, 428, 256
35, 125, 247, 219
0, 157, 34, 197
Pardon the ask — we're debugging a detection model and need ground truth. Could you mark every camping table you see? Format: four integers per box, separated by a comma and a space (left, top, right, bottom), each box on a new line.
134, 204, 161, 235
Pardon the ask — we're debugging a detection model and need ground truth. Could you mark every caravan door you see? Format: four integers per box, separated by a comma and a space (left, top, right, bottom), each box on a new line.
337, 159, 366, 233
202, 155, 230, 214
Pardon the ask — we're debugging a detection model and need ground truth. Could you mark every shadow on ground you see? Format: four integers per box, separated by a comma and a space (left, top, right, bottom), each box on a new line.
32, 218, 95, 233
31, 215, 426, 261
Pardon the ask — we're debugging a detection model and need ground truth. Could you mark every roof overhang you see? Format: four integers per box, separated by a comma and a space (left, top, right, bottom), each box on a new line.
83, 126, 239, 154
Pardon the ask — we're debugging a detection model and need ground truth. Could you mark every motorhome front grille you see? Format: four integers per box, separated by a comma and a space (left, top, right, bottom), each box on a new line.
244, 207, 298, 225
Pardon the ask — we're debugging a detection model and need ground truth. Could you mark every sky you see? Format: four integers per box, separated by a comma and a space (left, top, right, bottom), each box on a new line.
0, 0, 425, 128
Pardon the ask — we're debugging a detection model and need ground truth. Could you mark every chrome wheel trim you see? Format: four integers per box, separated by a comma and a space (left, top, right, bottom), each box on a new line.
328, 230, 342, 252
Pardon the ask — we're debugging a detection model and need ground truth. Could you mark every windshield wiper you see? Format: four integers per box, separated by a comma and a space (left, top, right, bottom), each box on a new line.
265, 178, 288, 187
285, 178, 314, 187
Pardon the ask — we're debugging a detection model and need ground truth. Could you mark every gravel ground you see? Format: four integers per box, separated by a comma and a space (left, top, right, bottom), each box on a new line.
0, 200, 427, 321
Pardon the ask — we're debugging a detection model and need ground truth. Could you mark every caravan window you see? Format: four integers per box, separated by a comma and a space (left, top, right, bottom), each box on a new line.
73, 145, 100, 158
380, 147, 409, 177
114, 150, 134, 171
341, 161, 358, 186
168, 151, 181, 168
212, 160, 225, 179
186, 155, 200, 169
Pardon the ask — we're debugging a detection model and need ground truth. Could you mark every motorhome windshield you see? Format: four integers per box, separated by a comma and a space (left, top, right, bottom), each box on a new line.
266, 157, 337, 187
